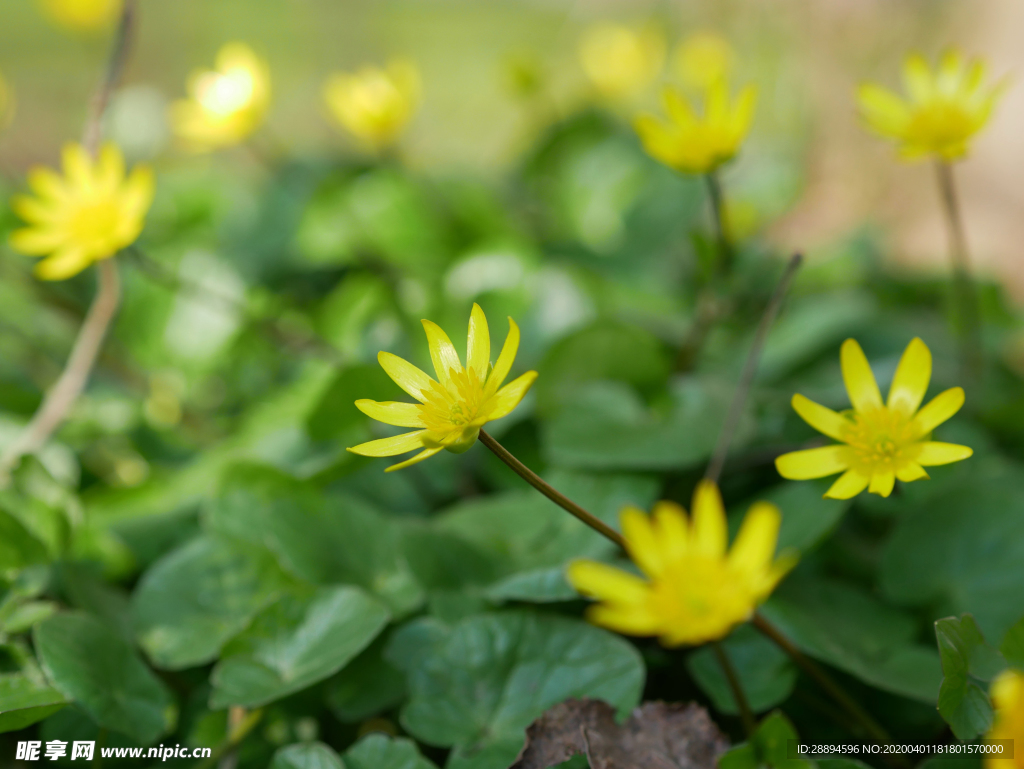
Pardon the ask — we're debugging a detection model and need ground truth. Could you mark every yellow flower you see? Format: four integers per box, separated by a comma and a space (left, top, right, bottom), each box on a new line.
37, 0, 119, 32
635, 80, 756, 174
9, 143, 154, 281
323, 60, 420, 150
348, 304, 538, 471
170, 43, 271, 152
987, 669, 1024, 769
674, 32, 733, 91
858, 51, 1006, 161
776, 338, 973, 499
568, 481, 796, 647
579, 22, 665, 99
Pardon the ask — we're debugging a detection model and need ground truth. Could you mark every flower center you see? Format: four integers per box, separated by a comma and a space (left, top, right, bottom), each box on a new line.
417, 369, 489, 443
908, 102, 975, 145
68, 200, 122, 248
842, 407, 917, 473
196, 68, 256, 116
651, 556, 756, 644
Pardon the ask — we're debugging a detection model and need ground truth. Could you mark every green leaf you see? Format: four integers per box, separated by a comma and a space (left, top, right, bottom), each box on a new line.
0, 674, 69, 733
934, 615, 997, 741
2, 601, 58, 634
543, 379, 748, 471
343, 733, 439, 769
326, 637, 406, 724
432, 471, 657, 602
760, 578, 942, 703
270, 742, 345, 769
132, 534, 294, 669
752, 711, 811, 769
1001, 616, 1024, 668
687, 625, 797, 716
0, 507, 49, 569
207, 464, 423, 615
880, 458, 1024, 641
34, 612, 175, 744
386, 611, 644, 762
210, 585, 389, 709
533, 320, 670, 416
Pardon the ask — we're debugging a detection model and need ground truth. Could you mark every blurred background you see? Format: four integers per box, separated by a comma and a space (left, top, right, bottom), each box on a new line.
0, 0, 1021, 295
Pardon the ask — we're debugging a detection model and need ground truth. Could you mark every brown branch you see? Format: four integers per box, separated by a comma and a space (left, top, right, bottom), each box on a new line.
705, 253, 802, 484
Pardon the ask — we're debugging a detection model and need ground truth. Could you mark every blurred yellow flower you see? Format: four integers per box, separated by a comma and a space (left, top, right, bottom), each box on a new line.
579, 22, 665, 99
323, 60, 420, 150
858, 51, 1006, 161
987, 669, 1024, 769
10, 143, 154, 281
170, 43, 271, 152
38, 0, 119, 32
568, 481, 796, 647
776, 338, 972, 499
348, 304, 537, 471
635, 80, 756, 174
674, 32, 733, 90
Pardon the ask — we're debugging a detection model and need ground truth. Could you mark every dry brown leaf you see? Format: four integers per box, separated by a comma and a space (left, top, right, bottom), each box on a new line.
509, 697, 729, 769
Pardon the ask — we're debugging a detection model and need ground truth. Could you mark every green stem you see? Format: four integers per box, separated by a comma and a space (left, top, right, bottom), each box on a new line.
194, 708, 263, 769
705, 170, 733, 276
712, 641, 756, 736
752, 613, 893, 746
935, 160, 982, 381
478, 430, 625, 549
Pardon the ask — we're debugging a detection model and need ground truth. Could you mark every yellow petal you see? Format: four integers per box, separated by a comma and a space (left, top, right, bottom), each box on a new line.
9, 227, 64, 256
421, 319, 463, 386
691, 480, 727, 559
27, 167, 70, 202
377, 351, 434, 402
95, 143, 126, 194
775, 446, 849, 480
484, 371, 537, 421
663, 86, 695, 127
466, 303, 490, 380
61, 143, 93, 191
915, 442, 973, 466
651, 501, 689, 563
896, 462, 929, 482
730, 84, 757, 139
567, 560, 650, 604
355, 400, 424, 428
903, 53, 934, 103
990, 670, 1024, 714
824, 469, 871, 500
121, 165, 156, 219
840, 339, 882, 412
887, 337, 931, 414
620, 506, 664, 578
913, 387, 965, 435
347, 430, 426, 457
11, 195, 59, 225
858, 84, 912, 136
868, 470, 896, 497
728, 501, 781, 576
587, 603, 662, 636
34, 248, 91, 281
385, 447, 442, 472
791, 394, 850, 441
487, 316, 520, 394
936, 50, 964, 96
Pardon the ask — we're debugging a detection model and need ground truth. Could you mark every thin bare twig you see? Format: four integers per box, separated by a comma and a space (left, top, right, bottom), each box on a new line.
0, 0, 138, 479
705, 253, 803, 484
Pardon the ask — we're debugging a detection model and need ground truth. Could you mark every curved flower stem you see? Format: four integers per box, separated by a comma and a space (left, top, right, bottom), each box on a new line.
704, 170, 733, 276
194, 707, 263, 769
478, 430, 626, 549
935, 161, 982, 381
705, 253, 803, 484
752, 613, 893, 746
0, 1, 137, 480
712, 641, 755, 736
